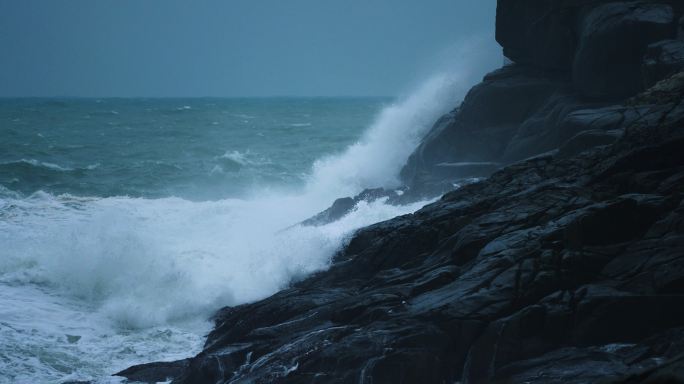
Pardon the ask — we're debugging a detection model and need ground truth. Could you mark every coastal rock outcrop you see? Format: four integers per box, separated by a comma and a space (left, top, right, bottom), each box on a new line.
401, 0, 684, 197
119, 0, 684, 383
399, 65, 574, 197
120, 71, 684, 383
573, 1, 676, 99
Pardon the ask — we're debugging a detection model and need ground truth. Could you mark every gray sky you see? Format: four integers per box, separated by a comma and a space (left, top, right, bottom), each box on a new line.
0, 0, 499, 97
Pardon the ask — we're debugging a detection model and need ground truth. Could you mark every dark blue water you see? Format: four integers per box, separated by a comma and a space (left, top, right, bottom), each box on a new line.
0, 98, 387, 200
0, 76, 461, 383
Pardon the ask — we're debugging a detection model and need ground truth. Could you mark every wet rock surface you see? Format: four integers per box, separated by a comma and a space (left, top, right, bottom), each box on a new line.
573, 1, 676, 99
401, 0, 683, 197
301, 188, 401, 227
644, 39, 684, 88
119, 73, 684, 383
119, 1, 684, 382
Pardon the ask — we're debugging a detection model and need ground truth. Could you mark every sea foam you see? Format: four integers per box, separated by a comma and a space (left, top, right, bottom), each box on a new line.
0, 68, 491, 384
0, 70, 475, 330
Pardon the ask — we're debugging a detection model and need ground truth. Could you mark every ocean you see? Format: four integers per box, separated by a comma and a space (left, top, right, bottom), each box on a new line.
0, 75, 465, 383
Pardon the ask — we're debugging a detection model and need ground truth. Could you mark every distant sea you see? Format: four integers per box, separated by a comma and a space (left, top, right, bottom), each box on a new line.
0, 78, 462, 383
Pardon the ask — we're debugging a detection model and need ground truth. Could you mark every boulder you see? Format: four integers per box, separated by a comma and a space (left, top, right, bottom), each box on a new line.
572, 1, 677, 99
300, 188, 400, 226
300, 196, 355, 226
114, 359, 190, 383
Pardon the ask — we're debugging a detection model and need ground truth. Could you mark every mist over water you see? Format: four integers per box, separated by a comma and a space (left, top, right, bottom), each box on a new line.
0, 62, 484, 382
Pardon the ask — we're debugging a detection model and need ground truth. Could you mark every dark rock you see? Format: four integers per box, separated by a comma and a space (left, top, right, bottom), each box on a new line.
123, 0, 684, 381
500, 94, 607, 161
400, 1, 682, 195
629, 70, 684, 105
430, 162, 501, 179
495, 0, 578, 69
300, 188, 400, 226
400, 65, 570, 195
136, 74, 684, 383
114, 359, 190, 383
643, 39, 684, 87
300, 197, 355, 226
573, 1, 677, 99
609, 352, 684, 383
557, 129, 623, 158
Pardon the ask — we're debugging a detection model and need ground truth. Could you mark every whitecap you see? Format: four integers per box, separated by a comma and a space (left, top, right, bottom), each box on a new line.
2, 159, 75, 172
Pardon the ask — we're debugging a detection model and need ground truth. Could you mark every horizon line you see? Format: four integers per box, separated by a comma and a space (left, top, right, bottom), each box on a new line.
0, 95, 396, 100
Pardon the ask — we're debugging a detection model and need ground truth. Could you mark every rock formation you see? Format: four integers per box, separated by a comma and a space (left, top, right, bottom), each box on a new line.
402, 0, 684, 199
119, 1, 684, 382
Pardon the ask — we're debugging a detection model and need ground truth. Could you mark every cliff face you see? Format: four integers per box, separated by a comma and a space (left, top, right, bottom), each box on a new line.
401, 0, 684, 198
120, 1, 684, 383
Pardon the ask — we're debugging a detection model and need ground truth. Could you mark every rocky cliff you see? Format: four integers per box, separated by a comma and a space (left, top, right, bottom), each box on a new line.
402, 0, 684, 198
119, 1, 684, 383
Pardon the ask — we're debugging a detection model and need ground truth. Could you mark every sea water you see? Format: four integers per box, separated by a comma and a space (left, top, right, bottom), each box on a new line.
0, 74, 470, 383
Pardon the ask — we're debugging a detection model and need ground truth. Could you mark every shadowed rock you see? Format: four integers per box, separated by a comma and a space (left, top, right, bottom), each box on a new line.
120, 71, 684, 384
119, 0, 684, 382
115, 359, 190, 383
644, 39, 684, 88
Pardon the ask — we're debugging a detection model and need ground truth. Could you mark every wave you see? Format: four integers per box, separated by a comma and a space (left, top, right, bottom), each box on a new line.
0, 68, 480, 330
216, 150, 264, 166
211, 150, 272, 174
0, 192, 428, 328
306, 72, 475, 198
0, 159, 101, 174
0, 158, 75, 172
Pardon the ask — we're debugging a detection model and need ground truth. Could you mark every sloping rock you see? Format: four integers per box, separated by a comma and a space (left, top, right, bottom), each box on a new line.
400, 1, 683, 196
400, 65, 571, 196
121, 73, 684, 384
115, 359, 190, 383
120, 0, 684, 381
556, 128, 623, 158
300, 188, 400, 226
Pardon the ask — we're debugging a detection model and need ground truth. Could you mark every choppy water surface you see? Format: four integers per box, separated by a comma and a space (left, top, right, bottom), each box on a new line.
0, 76, 467, 383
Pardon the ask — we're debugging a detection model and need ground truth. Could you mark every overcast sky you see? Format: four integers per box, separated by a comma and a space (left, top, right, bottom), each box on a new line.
0, 0, 499, 97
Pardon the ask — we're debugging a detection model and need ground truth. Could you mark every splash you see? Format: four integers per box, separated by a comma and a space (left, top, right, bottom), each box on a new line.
307, 72, 473, 198
0, 60, 494, 383
0, 68, 484, 328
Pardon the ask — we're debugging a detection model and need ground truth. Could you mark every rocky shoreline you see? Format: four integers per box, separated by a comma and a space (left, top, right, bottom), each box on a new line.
119, 1, 684, 382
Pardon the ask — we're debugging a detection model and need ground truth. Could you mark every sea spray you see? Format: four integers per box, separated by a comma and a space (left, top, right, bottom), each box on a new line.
308, 74, 479, 198
1, 71, 477, 324
0, 64, 487, 383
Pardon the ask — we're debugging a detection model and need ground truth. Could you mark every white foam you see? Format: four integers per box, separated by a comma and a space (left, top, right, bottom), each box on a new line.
0, 58, 486, 381
0, 70, 461, 341
216, 149, 271, 168
2, 158, 75, 172
306, 72, 475, 199
0, 191, 428, 329
0, 283, 206, 383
